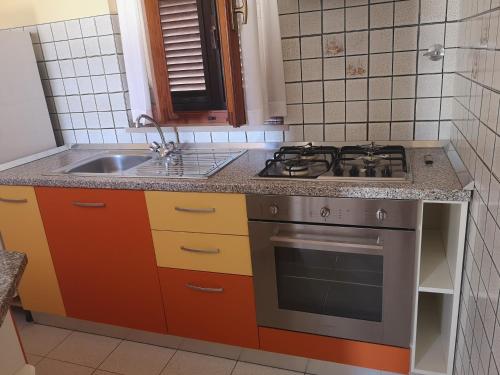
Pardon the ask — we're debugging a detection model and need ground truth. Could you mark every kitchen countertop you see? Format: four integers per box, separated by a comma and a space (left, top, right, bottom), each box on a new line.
0, 250, 27, 325
0, 147, 471, 201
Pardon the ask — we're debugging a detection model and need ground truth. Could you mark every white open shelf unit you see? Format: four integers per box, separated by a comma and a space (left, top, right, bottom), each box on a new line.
411, 201, 468, 375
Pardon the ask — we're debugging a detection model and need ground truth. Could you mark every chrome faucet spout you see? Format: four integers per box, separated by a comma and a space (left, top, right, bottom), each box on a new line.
134, 114, 178, 158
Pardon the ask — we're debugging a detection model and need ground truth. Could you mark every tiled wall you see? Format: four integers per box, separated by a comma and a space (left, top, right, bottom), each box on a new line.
279, 0, 457, 142
450, 0, 500, 374
2, 14, 137, 145
3, 0, 458, 144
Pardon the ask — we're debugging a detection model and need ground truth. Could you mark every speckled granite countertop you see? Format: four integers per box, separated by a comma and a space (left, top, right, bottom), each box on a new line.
0, 251, 27, 325
0, 147, 471, 201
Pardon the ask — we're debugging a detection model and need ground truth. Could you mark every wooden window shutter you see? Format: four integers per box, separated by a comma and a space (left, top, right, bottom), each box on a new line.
144, 0, 246, 127
159, 0, 206, 93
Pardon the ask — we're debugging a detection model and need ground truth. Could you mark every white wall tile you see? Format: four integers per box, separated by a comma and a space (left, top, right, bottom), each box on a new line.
69, 39, 86, 58
80, 18, 97, 37
37, 24, 54, 43
51, 22, 68, 41
65, 20, 82, 39
95, 15, 113, 35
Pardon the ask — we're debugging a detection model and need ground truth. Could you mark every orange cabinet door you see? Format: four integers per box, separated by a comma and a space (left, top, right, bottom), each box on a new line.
259, 327, 410, 374
36, 187, 167, 334
159, 268, 259, 348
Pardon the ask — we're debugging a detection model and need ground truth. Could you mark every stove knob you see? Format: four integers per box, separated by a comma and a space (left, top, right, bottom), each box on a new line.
376, 209, 388, 221
269, 204, 279, 216
320, 207, 331, 218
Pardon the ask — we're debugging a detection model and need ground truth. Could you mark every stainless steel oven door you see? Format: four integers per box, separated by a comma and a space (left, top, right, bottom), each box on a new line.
249, 222, 416, 348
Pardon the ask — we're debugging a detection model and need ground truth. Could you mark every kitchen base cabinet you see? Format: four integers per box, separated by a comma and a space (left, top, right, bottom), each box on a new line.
36, 188, 167, 334
0, 186, 65, 316
159, 268, 259, 348
258, 327, 410, 374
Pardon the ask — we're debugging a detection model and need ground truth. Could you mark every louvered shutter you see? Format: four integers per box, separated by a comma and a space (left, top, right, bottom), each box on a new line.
159, 0, 206, 92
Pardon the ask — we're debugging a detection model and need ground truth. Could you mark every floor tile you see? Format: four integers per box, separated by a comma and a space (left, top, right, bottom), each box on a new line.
99, 340, 175, 375
239, 349, 308, 373
35, 358, 94, 375
47, 331, 121, 368
160, 350, 236, 375
20, 324, 72, 356
26, 353, 43, 365
306, 359, 379, 375
233, 361, 303, 375
93, 371, 116, 375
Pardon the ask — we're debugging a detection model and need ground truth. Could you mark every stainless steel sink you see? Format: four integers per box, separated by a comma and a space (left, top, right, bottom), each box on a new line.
50, 149, 246, 179
66, 154, 152, 174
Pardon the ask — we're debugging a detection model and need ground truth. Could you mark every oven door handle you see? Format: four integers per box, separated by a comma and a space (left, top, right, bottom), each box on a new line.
270, 234, 383, 255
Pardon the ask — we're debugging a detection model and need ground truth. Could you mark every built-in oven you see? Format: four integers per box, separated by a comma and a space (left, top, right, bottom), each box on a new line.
247, 195, 417, 348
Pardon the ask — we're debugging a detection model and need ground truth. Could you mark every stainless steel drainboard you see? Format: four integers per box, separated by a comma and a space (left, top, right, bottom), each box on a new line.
50, 149, 246, 179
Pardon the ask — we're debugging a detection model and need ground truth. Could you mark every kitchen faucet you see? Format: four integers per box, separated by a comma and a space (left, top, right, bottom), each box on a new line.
134, 114, 179, 158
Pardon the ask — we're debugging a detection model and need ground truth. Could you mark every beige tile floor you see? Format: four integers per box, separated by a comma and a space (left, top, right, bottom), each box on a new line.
12, 309, 388, 375
12, 309, 305, 375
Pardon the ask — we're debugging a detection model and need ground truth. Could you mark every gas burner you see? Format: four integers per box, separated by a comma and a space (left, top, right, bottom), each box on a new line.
257, 143, 410, 182
282, 159, 311, 177
356, 154, 389, 167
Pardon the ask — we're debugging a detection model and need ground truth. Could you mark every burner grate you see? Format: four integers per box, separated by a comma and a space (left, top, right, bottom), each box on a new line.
257, 143, 410, 181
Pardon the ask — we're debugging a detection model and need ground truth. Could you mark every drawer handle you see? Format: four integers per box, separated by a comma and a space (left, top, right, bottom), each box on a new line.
180, 246, 220, 254
186, 283, 224, 293
174, 206, 216, 214
0, 197, 28, 204
72, 201, 106, 208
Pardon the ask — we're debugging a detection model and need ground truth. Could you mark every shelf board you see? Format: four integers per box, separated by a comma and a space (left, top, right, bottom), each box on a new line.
419, 230, 454, 294
414, 294, 449, 375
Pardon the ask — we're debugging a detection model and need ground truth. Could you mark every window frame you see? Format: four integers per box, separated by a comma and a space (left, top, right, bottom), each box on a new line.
143, 0, 246, 127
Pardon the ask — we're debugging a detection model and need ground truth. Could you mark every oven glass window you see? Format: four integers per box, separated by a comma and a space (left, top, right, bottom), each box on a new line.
275, 247, 383, 322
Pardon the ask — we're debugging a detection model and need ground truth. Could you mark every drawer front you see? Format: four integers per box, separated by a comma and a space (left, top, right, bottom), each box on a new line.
0, 186, 65, 316
145, 192, 248, 235
153, 231, 252, 275
159, 268, 259, 348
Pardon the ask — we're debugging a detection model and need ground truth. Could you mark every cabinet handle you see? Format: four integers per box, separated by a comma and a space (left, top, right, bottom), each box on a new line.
0, 197, 28, 204
186, 283, 224, 293
180, 246, 220, 254
72, 201, 106, 208
174, 206, 216, 214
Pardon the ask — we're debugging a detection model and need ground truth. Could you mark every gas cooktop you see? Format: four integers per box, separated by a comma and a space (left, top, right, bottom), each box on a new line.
257, 143, 412, 182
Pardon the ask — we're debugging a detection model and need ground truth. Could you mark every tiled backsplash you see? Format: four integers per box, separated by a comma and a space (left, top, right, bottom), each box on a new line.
3, 0, 458, 145
450, 0, 500, 374
279, 0, 457, 142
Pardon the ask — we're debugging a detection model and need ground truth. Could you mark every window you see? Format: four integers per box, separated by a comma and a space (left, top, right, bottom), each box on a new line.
144, 0, 246, 126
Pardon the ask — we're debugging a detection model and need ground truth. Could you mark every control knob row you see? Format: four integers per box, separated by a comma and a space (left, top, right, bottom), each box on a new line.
269, 205, 388, 221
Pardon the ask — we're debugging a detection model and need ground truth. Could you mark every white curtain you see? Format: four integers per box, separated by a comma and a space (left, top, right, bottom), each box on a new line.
116, 0, 152, 120
240, 0, 287, 125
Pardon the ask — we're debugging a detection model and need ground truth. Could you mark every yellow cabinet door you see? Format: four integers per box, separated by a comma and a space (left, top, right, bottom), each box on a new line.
145, 192, 248, 235
0, 186, 65, 316
152, 230, 252, 275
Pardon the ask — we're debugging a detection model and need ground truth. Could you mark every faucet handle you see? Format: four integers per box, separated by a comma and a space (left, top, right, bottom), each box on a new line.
149, 141, 161, 153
